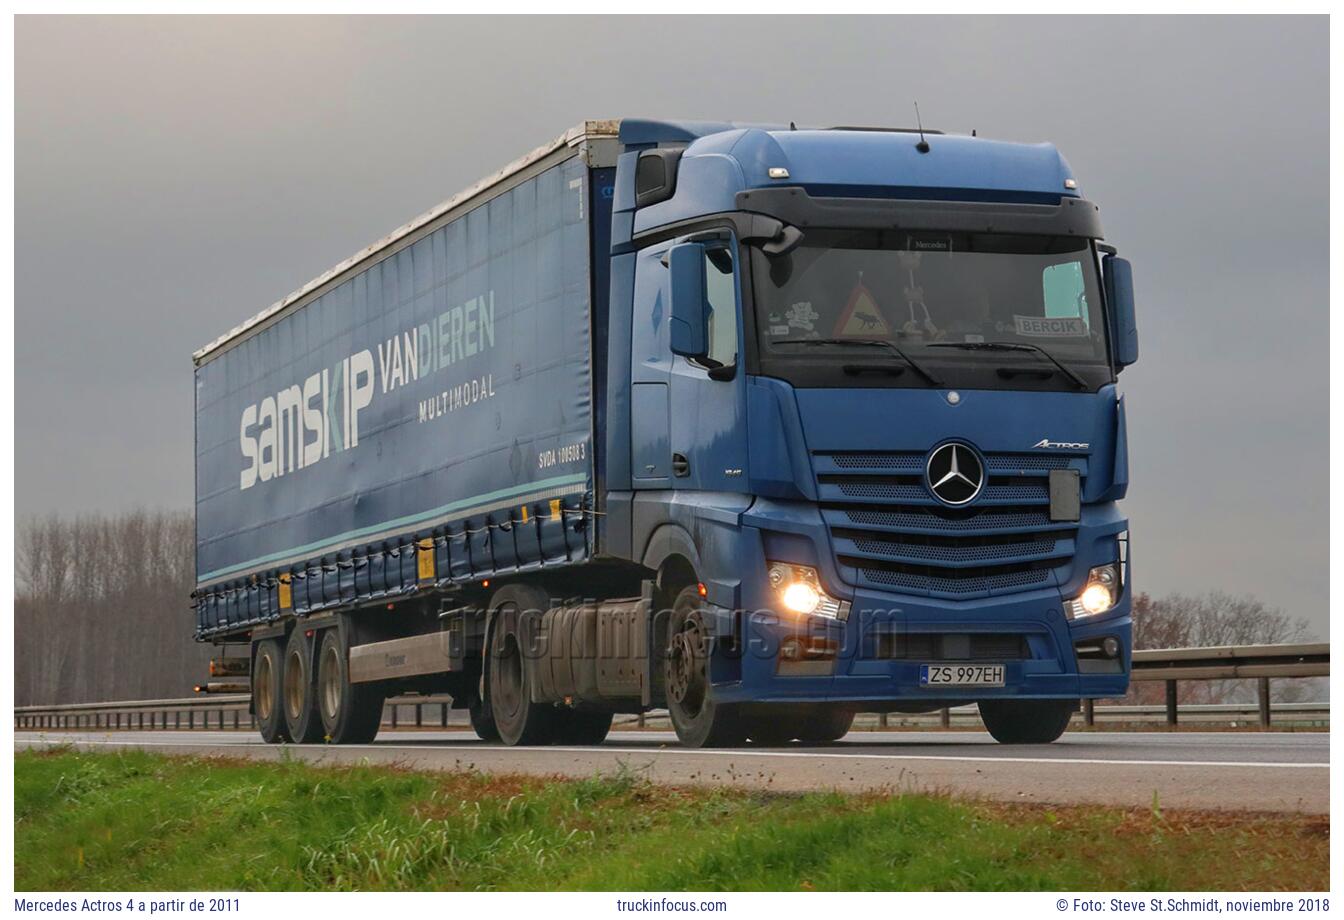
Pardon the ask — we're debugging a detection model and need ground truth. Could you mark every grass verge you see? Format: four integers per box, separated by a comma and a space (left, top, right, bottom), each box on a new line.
15, 748, 1327, 891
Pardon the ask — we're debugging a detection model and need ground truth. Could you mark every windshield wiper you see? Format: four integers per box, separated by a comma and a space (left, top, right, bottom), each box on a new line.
772, 338, 943, 387
925, 341, 1089, 390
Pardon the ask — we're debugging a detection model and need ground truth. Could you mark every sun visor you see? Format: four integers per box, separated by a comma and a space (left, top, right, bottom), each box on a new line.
736, 188, 1104, 239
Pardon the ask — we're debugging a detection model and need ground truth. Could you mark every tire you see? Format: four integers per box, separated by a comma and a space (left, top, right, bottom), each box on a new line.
795, 705, 855, 744
551, 709, 613, 746
487, 584, 561, 746
468, 692, 500, 742
253, 638, 290, 744
746, 723, 796, 745
282, 628, 325, 743
979, 699, 1075, 744
665, 585, 745, 748
316, 629, 384, 744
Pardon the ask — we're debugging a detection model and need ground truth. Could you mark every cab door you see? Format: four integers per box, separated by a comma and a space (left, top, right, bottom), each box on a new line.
629, 241, 673, 487
666, 235, 748, 493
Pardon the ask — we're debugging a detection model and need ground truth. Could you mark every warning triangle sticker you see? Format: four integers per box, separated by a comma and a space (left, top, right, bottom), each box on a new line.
832, 281, 891, 337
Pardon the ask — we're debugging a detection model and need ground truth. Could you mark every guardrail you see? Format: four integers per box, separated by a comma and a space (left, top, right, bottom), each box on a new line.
13, 643, 1328, 733
1126, 642, 1328, 727
10, 694, 469, 732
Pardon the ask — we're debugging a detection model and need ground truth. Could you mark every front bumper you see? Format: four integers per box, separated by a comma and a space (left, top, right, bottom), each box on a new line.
680, 494, 1132, 706
713, 584, 1131, 705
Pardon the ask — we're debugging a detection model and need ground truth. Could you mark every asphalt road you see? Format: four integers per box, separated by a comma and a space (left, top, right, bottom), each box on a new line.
16, 728, 1328, 814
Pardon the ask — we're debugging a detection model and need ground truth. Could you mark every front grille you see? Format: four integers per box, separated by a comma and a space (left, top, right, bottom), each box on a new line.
825, 476, 1049, 504
842, 532, 1062, 565
815, 449, 1085, 599
853, 563, 1053, 595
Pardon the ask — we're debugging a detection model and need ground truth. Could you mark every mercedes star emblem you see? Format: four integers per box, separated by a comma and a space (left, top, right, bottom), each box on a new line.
925, 442, 985, 506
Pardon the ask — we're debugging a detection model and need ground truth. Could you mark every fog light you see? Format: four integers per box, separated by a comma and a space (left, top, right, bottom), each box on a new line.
1101, 636, 1121, 658
781, 636, 839, 661
765, 562, 849, 619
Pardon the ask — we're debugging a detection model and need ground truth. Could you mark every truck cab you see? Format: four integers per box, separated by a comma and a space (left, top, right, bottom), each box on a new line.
601, 120, 1137, 746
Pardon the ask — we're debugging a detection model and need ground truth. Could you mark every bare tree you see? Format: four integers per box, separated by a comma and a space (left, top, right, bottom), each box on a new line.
1128, 590, 1318, 704
14, 510, 211, 705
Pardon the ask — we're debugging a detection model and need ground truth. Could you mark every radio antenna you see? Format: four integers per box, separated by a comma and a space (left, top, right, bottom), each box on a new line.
914, 102, 930, 153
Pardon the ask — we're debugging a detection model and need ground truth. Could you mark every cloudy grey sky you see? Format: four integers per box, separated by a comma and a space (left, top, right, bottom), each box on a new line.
16, 16, 1329, 637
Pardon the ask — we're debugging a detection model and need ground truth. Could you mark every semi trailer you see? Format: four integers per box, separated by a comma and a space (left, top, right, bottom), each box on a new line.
192, 118, 1139, 748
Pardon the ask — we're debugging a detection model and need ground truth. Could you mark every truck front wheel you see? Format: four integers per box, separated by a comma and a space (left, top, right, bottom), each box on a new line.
282, 629, 325, 743
796, 705, 855, 744
253, 638, 289, 744
978, 699, 1075, 744
665, 585, 745, 748
316, 629, 384, 744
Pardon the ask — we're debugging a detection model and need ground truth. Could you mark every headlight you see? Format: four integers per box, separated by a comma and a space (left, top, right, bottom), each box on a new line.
1067, 562, 1121, 619
766, 562, 849, 619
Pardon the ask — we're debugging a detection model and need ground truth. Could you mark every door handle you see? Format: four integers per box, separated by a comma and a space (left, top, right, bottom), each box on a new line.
672, 453, 690, 478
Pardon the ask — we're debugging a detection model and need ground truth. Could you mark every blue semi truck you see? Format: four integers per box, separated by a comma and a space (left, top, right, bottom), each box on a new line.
192, 118, 1138, 748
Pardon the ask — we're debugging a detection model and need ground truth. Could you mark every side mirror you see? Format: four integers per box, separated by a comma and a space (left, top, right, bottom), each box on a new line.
668, 242, 708, 359
1103, 254, 1139, 369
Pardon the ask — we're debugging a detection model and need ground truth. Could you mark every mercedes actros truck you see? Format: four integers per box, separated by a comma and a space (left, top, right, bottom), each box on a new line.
192, 118, 1138, 748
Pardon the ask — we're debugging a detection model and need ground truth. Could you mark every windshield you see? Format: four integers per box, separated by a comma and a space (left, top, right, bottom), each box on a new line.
751, 230, 1112, 390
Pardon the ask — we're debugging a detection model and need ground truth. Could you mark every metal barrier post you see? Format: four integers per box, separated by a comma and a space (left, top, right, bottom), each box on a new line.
1165, 680, 1178, 726
441, 703, 448, 727
416, 704, 422, 727
1084, 699, 1095, 726
879, 712, 889, 729
940, 707, 950, 728
1258, 677, 1272, 728
391, 705, 398, 728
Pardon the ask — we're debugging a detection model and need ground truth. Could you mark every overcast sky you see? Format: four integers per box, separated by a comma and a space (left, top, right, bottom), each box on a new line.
15, 15, 1329, 637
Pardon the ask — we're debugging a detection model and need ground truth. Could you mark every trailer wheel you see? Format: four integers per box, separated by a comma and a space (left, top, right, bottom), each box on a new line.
282, 629, 325, 743
795, 705, 855, 744
316, 629, 383, 744
978, 699, 1075, 744
487, 584, 560, 745
253, 639, 290, 743
551, 709, 613, 746
665, 585, 745, 748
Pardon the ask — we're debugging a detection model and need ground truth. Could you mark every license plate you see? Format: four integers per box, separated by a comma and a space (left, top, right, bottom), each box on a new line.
920, 663, 1005, 687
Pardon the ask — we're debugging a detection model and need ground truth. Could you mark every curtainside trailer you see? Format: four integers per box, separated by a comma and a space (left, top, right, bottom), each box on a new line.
193, 118, 1139, 748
